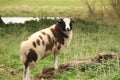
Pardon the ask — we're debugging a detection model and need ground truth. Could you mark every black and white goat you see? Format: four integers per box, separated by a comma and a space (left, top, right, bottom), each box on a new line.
20, 18, 74, 80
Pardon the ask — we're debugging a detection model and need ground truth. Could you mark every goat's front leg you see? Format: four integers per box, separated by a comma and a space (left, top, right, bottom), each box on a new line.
54, 53, 58, 70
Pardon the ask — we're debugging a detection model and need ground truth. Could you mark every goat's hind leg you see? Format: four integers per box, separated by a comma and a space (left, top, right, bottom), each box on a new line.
23, 61, 38, 80
23, 63, 31, 80
22, 48, 38, 80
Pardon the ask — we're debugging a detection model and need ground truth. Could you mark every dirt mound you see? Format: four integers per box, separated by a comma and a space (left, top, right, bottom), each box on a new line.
36, 52, 120, 79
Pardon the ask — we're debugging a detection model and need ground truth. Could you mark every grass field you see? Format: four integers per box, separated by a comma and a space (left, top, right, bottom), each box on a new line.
0, 19, 120, 80
0, 0, 120, 80
0, 0, 110, 17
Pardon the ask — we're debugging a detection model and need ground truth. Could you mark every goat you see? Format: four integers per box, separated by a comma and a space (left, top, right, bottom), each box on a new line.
20, 18, 74, 80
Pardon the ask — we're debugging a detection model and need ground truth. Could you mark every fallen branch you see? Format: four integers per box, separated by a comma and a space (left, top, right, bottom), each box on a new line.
36, 52, 120, 79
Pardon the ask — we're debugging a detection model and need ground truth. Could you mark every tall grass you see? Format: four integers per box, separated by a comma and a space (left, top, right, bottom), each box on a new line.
0, 19, 120, 80
0, 0, 110, 17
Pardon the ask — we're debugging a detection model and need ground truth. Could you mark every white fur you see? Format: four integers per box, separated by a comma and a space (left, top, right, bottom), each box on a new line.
63, 18, 71, 31
24, 67, 31, 80
21, 18, 73, 80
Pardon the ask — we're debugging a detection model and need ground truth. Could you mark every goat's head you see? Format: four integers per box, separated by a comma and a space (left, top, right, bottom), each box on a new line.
58, 18, 74, 32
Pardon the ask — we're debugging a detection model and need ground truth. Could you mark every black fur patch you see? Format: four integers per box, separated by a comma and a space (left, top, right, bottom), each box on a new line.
32, 41, 36, 48
36, 39, 40, 45
57, 45, 61, 50
50, 24, 68, 45
45, 34, 54, 51
39, 35, 43, 40
39, 35, 45, 45
41, 32, 46, 35
70, 21, 73, 31
58, 19, 66, 31
24, 48, 38, 68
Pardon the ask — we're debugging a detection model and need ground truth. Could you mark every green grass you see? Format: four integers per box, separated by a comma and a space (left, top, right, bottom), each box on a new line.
0, 19, 120, 80
0, 0, 110, 17
0, 0, 110, 6
0, 0, 119, 80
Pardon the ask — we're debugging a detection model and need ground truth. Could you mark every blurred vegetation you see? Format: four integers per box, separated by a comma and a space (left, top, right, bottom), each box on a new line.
0, 0, 119, 25
0, 0, 120, 80
82, 0, 120, 24
0, 19, 120, 80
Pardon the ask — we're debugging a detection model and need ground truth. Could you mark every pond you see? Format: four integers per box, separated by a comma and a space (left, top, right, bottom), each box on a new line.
1, 17, 40, 24
1, 17, 60, 24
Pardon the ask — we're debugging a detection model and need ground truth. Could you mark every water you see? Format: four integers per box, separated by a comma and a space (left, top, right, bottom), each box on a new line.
1, 17, 40, 24
1, 17, 61, 24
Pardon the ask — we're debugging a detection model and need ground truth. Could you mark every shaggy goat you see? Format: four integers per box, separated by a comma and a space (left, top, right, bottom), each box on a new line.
20, 18, 74, 80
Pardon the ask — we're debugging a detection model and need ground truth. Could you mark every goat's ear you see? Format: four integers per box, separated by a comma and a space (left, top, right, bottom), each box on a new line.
70, 18, 75, 23
58, 18, 63, 23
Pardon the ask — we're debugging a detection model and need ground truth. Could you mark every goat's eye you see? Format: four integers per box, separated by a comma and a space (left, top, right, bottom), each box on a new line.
70, 22, 72, 27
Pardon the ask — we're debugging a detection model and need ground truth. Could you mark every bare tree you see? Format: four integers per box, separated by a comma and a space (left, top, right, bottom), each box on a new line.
101, 0, 108, 11
81, 0, 96, 17
111, 0, 120, 18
